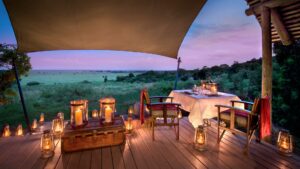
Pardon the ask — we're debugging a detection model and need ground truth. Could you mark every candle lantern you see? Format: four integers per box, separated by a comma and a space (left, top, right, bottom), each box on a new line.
70, 100, 88, 128
128, 106, 134, 117
178, 110, 182, 119
210, 83, 218, 95
92, 109, 99, 118
15, 124, 24, 136
200, 80, 206, 90
52, 118, 64, 136
40, 130, 54, 158
32, 119, 38, 130
277, 129, 293, 156
2, 124, 11, 137
194, 125, 207, 151
126, 117, 133, 133
81, 99, 89, 120
39, 113, 45, 125
99, 97, 116, 123
57, 112, 64, 121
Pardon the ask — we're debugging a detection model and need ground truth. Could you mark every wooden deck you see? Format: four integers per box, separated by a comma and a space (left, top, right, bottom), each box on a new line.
0, 117, 299, 169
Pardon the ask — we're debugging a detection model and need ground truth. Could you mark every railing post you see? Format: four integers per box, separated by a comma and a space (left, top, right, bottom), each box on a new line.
174, 57, 181, 90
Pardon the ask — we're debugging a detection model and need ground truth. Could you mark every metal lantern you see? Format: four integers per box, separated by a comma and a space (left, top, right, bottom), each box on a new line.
15, 124, 24, 136
99, 97, 116, 123
57, 112, 64, 121
194, 125, 207, 151
210, 83, 218, 95
277, 130, 293, 156
32, 119, 38, 131
126, 117, 133, 133
2, 124, 11, 137
39, 113, 45, 125
92, 109, 99, 118
52, 118, 64, 136
178, 110, 182, 119
40, 130, 54, 158
70, 100, 88, 128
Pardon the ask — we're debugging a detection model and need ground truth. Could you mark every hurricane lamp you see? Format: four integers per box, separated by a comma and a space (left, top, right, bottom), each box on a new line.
52, 118, 64, 136
194, 125, 207, 151
40, 130, 54, 158
99, 97, 116, 123
277, 129, 293, 156
39, 113, 45, 125
70, 100, 88, 128
2, 124, 11, 137
15, 124, 24, 136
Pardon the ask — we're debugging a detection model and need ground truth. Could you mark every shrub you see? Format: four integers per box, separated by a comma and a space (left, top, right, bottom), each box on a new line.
27, 81, 40, 86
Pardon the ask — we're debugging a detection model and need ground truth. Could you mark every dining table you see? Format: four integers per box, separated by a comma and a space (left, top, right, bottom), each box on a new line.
168, 89, 243, 128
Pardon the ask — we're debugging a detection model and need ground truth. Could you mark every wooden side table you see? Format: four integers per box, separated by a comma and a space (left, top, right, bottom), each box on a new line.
61, 116, 125, 153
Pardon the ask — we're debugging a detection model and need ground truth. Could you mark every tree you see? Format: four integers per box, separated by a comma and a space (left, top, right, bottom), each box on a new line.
0, 44, 31, 105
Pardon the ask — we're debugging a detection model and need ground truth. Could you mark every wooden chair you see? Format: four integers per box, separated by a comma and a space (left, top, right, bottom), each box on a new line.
141, 89, 181, 141
215, 98, 261, 153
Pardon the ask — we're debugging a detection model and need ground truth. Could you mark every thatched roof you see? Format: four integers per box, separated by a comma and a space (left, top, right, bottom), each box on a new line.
245, 0, 300, 45
3, 0, 206, 59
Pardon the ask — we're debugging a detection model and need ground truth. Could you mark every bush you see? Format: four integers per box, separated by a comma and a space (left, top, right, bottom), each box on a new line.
27, 81, 40, 86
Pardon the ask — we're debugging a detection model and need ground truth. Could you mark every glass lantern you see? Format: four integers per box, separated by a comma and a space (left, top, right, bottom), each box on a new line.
99, 97, 116, 123
277, 129, 293, 156
200, 80, 206, 90
81, 99, 89, 120
39, 113, 45, 125
178, 110, 182, 119
52, 118, 64, 136
40, 130, 54, 158
2, 124, 11, 137
210, 83, 218, 95
194, 125, 207, 151
57, 112, 64, 121
15, 124, 24, 136
32, 119, 38, 131
92, 109, 99, 118
70, 100, 88, 129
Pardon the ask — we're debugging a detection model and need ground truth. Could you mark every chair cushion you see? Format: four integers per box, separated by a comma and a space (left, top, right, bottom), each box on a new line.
219, 109, 248, 130
149, 104, 178, 117
152, 110, 177, 117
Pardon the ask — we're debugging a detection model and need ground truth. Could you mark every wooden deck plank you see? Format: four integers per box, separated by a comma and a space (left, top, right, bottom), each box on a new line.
44, 140, 62, 169
111, 146, 126, 169
126, 135, 149, 169
55, 152, 71, 169
78, 150, 92, 169
102, 147, 113, 169
120, 139, 137, 169
66, 151, 82, 169
90, 149, 102, 169
206, 120, 300, 169
178, 122, 236, 169
135, 129, 173, 169
140, 126, 191, 169
181, 118, 272, 169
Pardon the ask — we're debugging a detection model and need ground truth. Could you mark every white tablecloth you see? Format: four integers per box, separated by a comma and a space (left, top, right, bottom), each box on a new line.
168, 90, 242, 128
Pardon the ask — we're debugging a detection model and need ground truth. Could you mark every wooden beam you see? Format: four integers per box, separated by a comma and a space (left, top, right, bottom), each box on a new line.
271, 8, 292, 45
245, 0, 299, 16
261, 5, 273, 135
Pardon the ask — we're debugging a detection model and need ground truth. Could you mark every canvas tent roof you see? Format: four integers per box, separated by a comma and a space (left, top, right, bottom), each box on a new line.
3, 0, 206, 59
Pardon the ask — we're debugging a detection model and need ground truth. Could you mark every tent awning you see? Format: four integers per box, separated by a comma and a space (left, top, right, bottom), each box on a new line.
4, 0, 206, 59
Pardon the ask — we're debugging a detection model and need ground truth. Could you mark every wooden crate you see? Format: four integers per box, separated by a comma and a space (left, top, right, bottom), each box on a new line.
61, 116, 125, 153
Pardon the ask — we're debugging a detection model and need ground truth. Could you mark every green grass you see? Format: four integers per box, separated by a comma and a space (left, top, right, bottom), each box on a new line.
0, 71, 195, 128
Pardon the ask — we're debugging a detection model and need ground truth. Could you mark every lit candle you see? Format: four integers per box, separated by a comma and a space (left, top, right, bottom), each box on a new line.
39, 113, 45, 124
16, 124, 23, 136
197, 134, 205, 145
44, 138, 51, 150
210, 84, 218, 94
178, 111, 182, 119
32, 119, 38, 130
2, 124, 11, 137
281, 138, 289, 150
75, 110, 83, 126
92, 109, 98, 118
105, 106, 113, 123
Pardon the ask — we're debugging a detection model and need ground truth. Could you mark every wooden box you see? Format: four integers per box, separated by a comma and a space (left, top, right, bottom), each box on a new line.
61, 116, 125, 153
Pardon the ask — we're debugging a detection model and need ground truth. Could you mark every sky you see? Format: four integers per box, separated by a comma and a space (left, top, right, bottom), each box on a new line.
0, 0, 261, 70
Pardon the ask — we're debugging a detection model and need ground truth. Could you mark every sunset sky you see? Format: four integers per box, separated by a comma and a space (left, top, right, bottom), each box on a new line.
0, 0, 261, 70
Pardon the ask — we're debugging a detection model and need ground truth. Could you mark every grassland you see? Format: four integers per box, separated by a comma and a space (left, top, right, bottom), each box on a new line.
0, 70, 194, 127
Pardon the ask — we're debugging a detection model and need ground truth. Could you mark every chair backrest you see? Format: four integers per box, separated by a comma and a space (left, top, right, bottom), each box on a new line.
250, 98, 261, 128
142, 88, 151, 105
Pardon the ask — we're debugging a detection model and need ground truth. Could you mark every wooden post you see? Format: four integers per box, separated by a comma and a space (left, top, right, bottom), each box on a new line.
261, 5, 272, 133
174, 57, 181, 90
271, 8, 292, 45
12, 57, 32, 134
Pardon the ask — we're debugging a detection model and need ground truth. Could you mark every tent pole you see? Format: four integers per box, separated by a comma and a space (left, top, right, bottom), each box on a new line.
174, 57, 181, 90
12, 57, 32, 134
